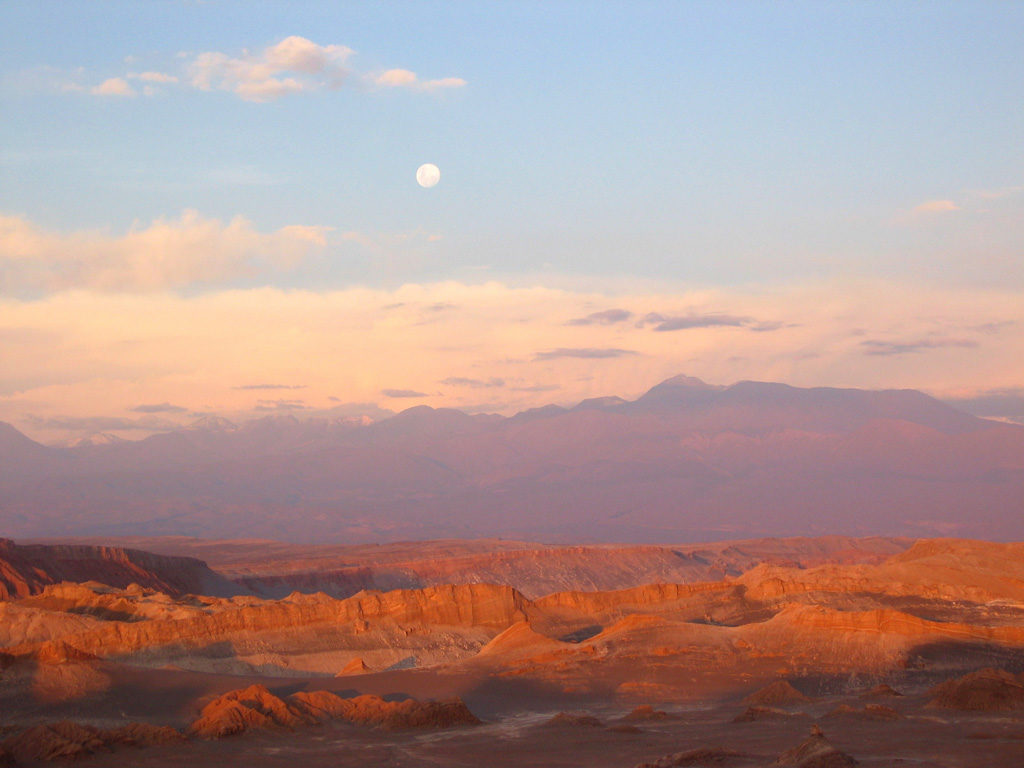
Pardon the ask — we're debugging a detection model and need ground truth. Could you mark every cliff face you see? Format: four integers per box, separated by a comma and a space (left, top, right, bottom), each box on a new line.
737, 538, 1024, 605
0, 539, 240, 600
3, 537, 1024, 685
5, 582, 530, 674
207, 536, 910, 600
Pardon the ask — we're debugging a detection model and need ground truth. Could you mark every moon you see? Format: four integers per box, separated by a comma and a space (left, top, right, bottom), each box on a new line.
416, 163, 440, 188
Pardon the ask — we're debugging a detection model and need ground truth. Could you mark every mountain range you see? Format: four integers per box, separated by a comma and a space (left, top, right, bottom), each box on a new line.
2, 375, 1023, 542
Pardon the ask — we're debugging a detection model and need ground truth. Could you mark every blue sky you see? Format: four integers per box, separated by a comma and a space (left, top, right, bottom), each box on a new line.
1, 2, 1023, 440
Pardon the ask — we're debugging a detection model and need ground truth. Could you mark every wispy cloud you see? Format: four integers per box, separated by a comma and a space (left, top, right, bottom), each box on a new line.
912, 199, 959, 215
382, 388, 429, 398
371, 68, 466, 91
942, 387, 1024, 424
966, 185, 1024, 201
25, 414, 180, 433
861, 337, 979, 356
234, 383, 308, 390
441, 377, 505, 388
130, 402, 187, 413
535, 348, 638, 360
566, 308, 633, 326
128, 71, 178, 84
254, 398, 307, 411
640, 313, 752, 332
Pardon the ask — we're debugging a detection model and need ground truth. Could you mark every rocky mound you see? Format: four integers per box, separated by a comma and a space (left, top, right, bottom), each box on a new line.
542, 712, 604, 728
860, 683, 901, 698
188, 685, 480, 739
733, 706, 806, 723
1, 720, 183, 763
744, 679, 811, 706
339, 694, 481, 730
636, 747, 746, 767
188, 684, 304, 738
477, 619, 564, 659
103, 723, 184, 747
774, 726, 857, 767
336, 656, 370, 675
928, 667, 1024, 711
826, 704, 900, 721
623, 705, 670, 721
0, 538, 238, 600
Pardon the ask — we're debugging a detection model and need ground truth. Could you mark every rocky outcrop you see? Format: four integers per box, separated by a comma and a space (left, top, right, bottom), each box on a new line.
860, 683, 901, 698
188, 684, 480, 739
534, 582, 737, 615
0, 720, 183, 763
7, 582, 529, 662
0, 538, 239, 600
928, 668, 1024, 711
733, 706, 806, 723
336, 657, 369, 675
476, 620, 565, 660
739, 539, 1024, 605
2, 721, 106, 762
188, 684, 304, 738
636, 748, 746, 767
774, 726, 857, 767
541, 712, 604, 728
825, 704, 900, 721
338, 694, 481, 730
743, 679, 811, 706
622, 705, 670, 721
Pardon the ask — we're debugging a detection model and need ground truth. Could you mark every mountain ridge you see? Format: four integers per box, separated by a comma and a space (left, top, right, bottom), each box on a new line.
1, 375, 1021, 542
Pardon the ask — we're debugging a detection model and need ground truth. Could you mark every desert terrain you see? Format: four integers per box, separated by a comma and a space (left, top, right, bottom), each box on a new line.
2, 535, 1024, 766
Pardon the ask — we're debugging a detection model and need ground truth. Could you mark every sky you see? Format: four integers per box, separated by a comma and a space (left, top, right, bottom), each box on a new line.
1, 1, 1023, 442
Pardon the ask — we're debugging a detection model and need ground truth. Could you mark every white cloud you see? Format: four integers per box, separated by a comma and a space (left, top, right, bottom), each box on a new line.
375, 68, 418, 88
966, 185, 1024, 200
44, 37, 463, 102
129, 71, 178, 83
373, 68, 466, 91
264, 36, 353, 73
912, 199, 959, 214
0, 211, 331, 293
188, 36, 352, 102
421, 77, 467, 91
90, 77, 135, 97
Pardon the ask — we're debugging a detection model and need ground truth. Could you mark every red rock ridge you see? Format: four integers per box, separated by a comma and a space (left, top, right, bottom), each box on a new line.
0, 538, 237, 600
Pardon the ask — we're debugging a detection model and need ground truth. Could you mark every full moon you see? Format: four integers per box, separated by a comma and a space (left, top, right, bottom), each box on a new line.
416, 163, 441, 188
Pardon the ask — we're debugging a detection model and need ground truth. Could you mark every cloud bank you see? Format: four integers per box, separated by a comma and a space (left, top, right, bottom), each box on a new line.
2, 277, 1022, 442
65, 36, 467, 102
0, 211, 330, 294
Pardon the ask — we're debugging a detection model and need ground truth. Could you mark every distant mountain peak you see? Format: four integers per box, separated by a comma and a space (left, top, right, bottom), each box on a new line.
634, 374, 724, 408
187, 415, 238, 432
657, 374, 717, 389
67, 432, 126, 448
573, 395, 628, 411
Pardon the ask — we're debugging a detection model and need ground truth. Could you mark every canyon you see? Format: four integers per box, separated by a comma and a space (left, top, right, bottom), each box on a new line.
1, 535, 1023, 766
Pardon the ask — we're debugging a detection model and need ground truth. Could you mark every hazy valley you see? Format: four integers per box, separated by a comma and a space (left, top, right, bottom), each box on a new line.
4, 376, 1024, 543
